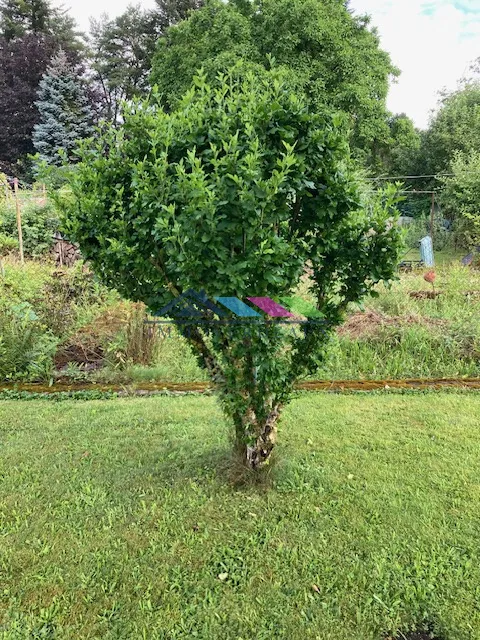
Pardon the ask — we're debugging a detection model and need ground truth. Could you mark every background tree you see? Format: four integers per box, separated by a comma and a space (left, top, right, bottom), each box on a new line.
155, 0, 204, 28
60, 69, 402, 468
370, 113, 421, 177
0, 0, 82, 49
417, 80, 480, 182
0, 0, 83, 172
33, 50, 93, 165
150, 0, 398, 165
0, 34, 56, 170
0, 0, 50, 39
89, 6, 161, 123
441, 151, 480, 248
89, 2, 203, 124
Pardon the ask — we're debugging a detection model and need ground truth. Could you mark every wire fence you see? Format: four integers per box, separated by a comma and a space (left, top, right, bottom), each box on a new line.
0, 171, 474, 266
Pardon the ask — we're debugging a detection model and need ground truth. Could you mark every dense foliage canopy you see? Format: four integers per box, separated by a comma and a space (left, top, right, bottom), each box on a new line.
151, 0, 398, 163
441, 151, 480, 247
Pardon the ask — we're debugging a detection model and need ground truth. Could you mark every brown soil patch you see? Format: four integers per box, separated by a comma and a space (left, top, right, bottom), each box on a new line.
338, 309, 444, 340
409, 291, 443, 299
54, 303, 133, 369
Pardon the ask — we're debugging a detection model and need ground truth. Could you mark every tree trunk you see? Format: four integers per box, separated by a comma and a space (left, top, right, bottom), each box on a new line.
237, 403, 282, 470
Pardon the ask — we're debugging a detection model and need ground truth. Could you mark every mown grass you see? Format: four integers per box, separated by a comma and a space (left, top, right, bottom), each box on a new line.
1, 393, 480, 639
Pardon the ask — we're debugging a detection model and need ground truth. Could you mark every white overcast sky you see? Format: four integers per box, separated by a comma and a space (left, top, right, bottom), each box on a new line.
62, 0, 480, 129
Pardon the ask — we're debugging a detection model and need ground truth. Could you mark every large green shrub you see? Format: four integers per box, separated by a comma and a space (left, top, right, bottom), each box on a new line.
60, 69, 402, 468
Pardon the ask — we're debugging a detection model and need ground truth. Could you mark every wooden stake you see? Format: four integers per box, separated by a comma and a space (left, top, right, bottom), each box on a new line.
13, 178, 24, 264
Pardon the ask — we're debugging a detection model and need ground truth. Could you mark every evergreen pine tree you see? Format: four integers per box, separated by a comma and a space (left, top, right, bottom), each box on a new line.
33, 50, 93, 165
0, 0, 50, 40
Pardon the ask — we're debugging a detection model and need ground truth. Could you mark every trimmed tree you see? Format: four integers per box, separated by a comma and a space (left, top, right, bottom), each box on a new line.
61, 69, 402, 468
33, 50, 93, 165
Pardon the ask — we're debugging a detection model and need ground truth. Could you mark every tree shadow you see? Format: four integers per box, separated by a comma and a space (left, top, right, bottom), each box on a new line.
144, 441, 277, 493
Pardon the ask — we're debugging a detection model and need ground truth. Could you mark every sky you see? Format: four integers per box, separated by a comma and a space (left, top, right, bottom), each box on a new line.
63, 0, 480, 129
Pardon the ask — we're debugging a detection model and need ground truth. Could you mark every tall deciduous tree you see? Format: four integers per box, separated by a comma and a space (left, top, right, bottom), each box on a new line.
89, 2, 203, 124
89, 6, 161, 123
33, 50, 93, 165
59, 69, 402, 468
150, 0, 398, 163
371, 113, 421, 177
155, 0, 204, 27
419, 82, 480, 179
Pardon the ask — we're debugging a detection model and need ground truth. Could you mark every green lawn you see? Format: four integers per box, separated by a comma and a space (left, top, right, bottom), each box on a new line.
1, 394, 480, 639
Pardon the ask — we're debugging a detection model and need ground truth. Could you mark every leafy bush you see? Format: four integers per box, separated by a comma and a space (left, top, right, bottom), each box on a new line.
36, 263, 112, 337
60, 67, 402, 468
0, 199, 60, 257
0, 233, 18, 256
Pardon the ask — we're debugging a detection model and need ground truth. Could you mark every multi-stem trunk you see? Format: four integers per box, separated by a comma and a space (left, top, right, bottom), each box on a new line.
233, 401, 283, 469
185, 326, 286, 469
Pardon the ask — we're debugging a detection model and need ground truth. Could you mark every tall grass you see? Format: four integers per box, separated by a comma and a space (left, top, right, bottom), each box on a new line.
1, 256, 479, 383
123, 261, 480, 383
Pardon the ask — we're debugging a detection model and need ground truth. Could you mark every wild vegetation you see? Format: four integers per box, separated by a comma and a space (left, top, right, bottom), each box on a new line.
1, 252, 479, 384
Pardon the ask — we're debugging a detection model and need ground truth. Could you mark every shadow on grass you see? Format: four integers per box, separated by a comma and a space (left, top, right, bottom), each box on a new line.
387, 621, 445, 640
391, 633, 443, 640
146, 440, 278, 493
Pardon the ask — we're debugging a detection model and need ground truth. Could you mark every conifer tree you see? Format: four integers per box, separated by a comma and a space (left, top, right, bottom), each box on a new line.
33, 50, 93, 165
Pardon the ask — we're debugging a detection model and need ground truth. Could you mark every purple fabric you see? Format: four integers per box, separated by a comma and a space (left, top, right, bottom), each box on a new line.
247, 297, 294, 318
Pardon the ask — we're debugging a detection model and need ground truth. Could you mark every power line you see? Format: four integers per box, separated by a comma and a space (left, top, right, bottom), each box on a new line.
367, 174, 455, 181
373, 190, 435, 194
